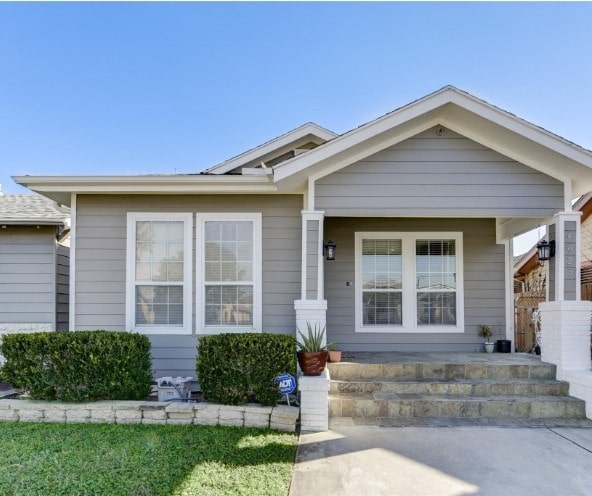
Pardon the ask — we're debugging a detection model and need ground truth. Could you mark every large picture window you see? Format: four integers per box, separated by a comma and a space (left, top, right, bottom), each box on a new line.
126, 213, 193, 334
197, 213, 262, 333
355, 232, 463, 333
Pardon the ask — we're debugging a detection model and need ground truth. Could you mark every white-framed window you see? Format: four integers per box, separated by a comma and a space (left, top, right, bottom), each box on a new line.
126, 213, 193, 335
355, 232, 464, 333
196, 213, 262, 334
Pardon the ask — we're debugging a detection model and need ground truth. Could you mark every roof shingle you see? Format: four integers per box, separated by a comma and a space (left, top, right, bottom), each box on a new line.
0, 194, 70, 225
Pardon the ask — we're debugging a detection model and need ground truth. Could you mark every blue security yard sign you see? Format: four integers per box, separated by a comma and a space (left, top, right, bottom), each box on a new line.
277, 373, 296, 394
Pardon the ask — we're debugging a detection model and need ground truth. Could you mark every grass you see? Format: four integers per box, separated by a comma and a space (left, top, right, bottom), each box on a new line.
0, 422, 298, 496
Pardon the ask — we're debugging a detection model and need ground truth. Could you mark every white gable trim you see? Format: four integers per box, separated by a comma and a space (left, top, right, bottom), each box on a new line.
272, 87, 592, 195
204, 122, 337, 175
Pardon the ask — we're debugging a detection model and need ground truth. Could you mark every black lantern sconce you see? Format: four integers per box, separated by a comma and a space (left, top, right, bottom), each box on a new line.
536, 240, 555, 262
324, 240, 336, 261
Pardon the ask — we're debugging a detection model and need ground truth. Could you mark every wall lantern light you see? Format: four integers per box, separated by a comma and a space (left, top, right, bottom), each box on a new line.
536, 240, 555, 262
324, 240, 336, 261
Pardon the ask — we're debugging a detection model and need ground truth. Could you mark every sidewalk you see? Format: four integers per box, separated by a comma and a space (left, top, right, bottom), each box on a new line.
289, 425, 592, 496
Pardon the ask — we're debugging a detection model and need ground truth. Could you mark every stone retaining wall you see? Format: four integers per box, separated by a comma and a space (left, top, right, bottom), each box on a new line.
0, 399, 299, 431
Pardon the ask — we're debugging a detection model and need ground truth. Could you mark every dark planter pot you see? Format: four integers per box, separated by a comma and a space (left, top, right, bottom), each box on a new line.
497, 339, 512, 353
297, 351, 329, 376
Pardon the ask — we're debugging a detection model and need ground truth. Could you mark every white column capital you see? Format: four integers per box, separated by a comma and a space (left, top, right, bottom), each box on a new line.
301, 210, 325, 221
553, 210, 582, 222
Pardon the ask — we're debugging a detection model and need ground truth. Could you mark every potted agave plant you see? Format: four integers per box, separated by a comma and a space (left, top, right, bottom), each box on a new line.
479, 324, 495, 353
297, 322, 334, 376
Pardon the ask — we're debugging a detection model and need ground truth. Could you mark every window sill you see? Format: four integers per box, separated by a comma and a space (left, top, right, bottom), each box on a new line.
196, 327, 262, 335
355, 325, 464, 334
133, 327, 193, 335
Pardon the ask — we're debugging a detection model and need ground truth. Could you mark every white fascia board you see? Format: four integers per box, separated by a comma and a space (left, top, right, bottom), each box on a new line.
13, 175, 279, 206
203, 123, 337, 175
445, 89, 592, 167
273, 92, 452, 183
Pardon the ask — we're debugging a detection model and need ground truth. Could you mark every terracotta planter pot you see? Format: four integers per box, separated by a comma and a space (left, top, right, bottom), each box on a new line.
329, 350, 342, 363
297, 351, 329, 376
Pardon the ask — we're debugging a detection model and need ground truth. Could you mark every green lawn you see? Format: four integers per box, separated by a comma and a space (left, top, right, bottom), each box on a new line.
0, 422, 298, 496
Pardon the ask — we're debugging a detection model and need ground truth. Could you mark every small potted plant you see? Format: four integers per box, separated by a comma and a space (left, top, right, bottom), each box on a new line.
297, 323, 334, 376
328, 344, 342, 363
479, 324, 495, 353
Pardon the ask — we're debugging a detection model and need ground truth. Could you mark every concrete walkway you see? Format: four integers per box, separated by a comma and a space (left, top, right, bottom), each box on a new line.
290, 426, 592, 496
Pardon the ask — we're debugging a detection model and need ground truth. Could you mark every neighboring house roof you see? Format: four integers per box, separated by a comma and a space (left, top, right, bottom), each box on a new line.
13, 85, 592, 205
0, 194, 70, 226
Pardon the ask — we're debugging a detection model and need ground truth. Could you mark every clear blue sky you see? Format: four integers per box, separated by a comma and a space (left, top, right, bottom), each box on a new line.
1, 2, 591, 252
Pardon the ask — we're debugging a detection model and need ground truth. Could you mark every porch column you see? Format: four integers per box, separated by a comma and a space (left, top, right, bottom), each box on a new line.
295, 210, 330, 430
294, 210, 327, 343
540, 211, 592, 379
547, 211, 582, 302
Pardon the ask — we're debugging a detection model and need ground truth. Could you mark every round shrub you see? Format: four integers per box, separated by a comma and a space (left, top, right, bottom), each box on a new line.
197, 333, 296, 406
0, 331, 152, 402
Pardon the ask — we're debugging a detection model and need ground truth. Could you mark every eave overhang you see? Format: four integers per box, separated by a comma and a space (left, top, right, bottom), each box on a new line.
12, 175, 280, 206
0, 220, 66, 226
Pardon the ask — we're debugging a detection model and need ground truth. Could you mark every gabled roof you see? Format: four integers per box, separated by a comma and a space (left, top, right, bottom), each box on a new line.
203, 122, 337, 175
271, 86, 592, 194
14, 86, 592, 203
0, 194, 70, 226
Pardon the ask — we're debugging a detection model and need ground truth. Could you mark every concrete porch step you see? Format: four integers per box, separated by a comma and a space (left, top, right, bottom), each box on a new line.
328, 361, 556, 381
330, 378, 570, 397
329, 392, 586, 419
329, 416, 592, 428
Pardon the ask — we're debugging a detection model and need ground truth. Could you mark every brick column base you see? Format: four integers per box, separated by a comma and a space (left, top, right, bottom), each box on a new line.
539, 300, 592, 379
298, 369, 330, 431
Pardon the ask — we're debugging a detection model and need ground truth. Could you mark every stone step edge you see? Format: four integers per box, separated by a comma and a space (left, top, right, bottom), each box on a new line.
329, 393, 584, 403
331, 378, 568, 385
329, 417, 592, 428
328, 363, 556, 381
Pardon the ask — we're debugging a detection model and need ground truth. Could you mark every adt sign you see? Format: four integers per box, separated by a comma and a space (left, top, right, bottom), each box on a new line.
277, 373, 296, 394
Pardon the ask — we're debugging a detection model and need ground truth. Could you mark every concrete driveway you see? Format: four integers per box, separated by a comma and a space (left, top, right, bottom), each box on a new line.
289, 426, 592, 496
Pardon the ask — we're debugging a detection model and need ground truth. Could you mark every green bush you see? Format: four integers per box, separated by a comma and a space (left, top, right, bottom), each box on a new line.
197, 333, 296, 406
0, 331, 152, 402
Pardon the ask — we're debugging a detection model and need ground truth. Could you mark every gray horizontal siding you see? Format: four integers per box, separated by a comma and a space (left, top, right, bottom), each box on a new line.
0, 227, 56, 326
324, 217, 506, 352
315, 127, 564, 217
148, 335, 198, 378
75, 194, 302, 377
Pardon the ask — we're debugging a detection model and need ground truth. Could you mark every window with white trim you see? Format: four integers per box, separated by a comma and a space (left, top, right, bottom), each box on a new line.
126, 213, 193, 334
197, 213, 262, 333
355, 232, 463, 333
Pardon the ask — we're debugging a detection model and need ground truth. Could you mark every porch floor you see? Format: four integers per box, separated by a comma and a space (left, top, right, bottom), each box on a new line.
337, 351, 542, 365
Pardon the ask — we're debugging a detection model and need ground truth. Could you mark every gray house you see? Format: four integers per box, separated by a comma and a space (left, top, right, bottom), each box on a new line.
0, 194, 70, 337
14, 86, 592, 378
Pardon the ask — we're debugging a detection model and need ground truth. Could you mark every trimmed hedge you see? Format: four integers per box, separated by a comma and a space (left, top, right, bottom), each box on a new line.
197, 333, 296, 406
0, 331, 152, 402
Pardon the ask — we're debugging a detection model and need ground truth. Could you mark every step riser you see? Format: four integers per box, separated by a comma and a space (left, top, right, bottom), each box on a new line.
328, 363, 556, 381
329, 397, 586, 420
331, 382, 569, 397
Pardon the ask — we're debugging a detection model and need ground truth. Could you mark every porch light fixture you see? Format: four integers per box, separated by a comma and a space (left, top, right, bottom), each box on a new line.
536, 240, 555, 262
324, 240, 336, 261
